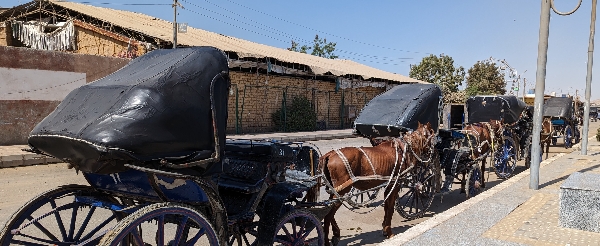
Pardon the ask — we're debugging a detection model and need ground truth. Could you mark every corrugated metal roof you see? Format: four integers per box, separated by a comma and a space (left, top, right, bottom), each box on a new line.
49, 0, 422, 83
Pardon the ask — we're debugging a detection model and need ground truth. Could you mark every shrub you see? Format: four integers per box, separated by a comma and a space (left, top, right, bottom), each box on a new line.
272, 96, 317, 132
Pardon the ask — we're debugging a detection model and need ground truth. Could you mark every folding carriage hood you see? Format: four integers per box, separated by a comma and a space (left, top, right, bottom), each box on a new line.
28, 47, 231, 174
353, 83, 441, 138
466, 95, 527, 124
543, 97, 574, 118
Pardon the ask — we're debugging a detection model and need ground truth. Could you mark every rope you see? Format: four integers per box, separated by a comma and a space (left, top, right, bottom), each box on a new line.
357, 147, 377, 176
342, 140, 410, 214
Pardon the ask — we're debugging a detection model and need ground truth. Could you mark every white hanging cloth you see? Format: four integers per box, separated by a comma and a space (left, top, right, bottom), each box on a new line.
11, 19, 75, 51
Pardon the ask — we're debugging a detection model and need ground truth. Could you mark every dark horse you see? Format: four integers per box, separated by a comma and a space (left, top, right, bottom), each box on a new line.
459, 120, 503, 190
315, 122, 435, 246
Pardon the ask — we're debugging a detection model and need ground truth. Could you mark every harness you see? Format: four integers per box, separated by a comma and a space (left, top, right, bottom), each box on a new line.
329, 133, 433, 195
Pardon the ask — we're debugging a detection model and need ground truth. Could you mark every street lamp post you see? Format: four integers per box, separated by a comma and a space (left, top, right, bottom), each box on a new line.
531, 0, 582, 190
582, 0, 597, 155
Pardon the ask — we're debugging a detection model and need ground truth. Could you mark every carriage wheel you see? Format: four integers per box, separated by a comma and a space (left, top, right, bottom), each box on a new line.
494, 136, 517, 179
98, 202, 219, 246
465, 164, 484, 198
227, 220, 258, 246
564, 125, 573, 149
273, 209, 324, 246
0, 184, 122, 246
574, 126, 581, 144
395, 163, 436, 220
346, 186, 382, 208
524, 135, 532, 168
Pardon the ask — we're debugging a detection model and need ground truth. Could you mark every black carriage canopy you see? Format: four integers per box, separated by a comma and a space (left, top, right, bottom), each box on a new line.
353, 83, 441, 138
466, 95, 527, 124
28, 47, 231, 174
590, 107, 598, 113
543, 97, 573, 118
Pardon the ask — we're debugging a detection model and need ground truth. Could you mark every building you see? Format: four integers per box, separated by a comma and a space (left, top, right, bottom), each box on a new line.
0, 0, 421, 145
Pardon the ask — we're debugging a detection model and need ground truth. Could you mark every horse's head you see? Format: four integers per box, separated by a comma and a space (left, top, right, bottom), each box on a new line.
542, 117, 553, 133
488, 119, 504, 137
411, 122, 436, 157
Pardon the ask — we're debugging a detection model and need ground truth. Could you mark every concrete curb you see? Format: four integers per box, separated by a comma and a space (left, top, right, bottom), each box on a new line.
0, 153, 60, 168
380, 151, 573, 246
381, 136, 594, 245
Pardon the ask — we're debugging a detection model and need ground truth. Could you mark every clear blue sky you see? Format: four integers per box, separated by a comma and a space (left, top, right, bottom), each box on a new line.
2, 0, 598, 100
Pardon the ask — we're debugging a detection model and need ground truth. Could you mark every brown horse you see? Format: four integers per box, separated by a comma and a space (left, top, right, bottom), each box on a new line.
316, 122, 435, 246
460, 120, 503, 190
541, 117, 553, 159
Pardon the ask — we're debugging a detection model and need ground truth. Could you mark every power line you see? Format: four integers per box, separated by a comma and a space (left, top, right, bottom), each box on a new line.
181, 0, 413, 63
222, 0, 432, 55
65, 1, 171, 6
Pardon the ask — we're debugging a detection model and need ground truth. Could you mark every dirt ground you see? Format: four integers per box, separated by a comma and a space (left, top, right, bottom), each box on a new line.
0, 132, 578, 245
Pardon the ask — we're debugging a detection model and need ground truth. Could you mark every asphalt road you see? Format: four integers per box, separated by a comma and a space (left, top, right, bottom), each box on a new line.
0, 133, 576, 245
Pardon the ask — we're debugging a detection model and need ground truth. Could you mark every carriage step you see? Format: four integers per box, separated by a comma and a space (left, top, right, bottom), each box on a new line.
75, 196, 138, 213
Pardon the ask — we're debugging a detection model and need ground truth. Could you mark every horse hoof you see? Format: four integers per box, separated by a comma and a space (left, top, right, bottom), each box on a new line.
331, 236, 340, 246
382, 226, 393, 238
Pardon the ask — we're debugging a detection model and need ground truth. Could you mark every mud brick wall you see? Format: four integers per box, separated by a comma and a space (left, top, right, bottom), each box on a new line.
75, 26, 146, 58
0, 100, 61, 145
0, 46, 129, 82
0, 25, 11, 46
0, 46, 129, 145
227, 71, 385, 134
0, 46, 386, 143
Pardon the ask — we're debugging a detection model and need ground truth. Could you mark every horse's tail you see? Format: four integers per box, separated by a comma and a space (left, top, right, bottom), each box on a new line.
306, 152, 331, 203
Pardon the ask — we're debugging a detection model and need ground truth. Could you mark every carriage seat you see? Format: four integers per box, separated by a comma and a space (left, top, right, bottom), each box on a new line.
218, 140, 295, 193
438, 129, 465, 140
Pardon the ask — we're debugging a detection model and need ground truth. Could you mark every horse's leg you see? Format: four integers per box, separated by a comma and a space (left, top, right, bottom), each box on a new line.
323, 194, 337, 246
382, 186, 400, 238
545, 140, 550, 159
481, 159, 486, 188
329, 203, 343, 246
322, 194, 344, 246
460, 171, 466, 193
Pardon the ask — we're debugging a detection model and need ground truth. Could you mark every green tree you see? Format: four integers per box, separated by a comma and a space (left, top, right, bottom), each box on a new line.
288, 35, 338, 59
288, 40, 311, 54
409, 54, 466, 102
465, 60, 506, 96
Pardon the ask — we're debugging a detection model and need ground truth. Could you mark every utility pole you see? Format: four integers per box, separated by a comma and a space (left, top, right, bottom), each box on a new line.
582, 0, 597, 155
531, 0, 582, 190
173, 0, 178, 49
522, 77, 527, 101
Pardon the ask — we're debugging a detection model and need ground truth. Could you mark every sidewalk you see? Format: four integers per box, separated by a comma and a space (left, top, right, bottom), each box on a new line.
0, 129, 356, 168
382, 136, 600, 246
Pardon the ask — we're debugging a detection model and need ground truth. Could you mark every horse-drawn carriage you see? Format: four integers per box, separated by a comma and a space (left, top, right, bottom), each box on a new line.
591, 106, 598, 122
352, 83, 441, 220
0, 47, 328, 246
466, 95, 532, 177
543, 97, 580, 149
